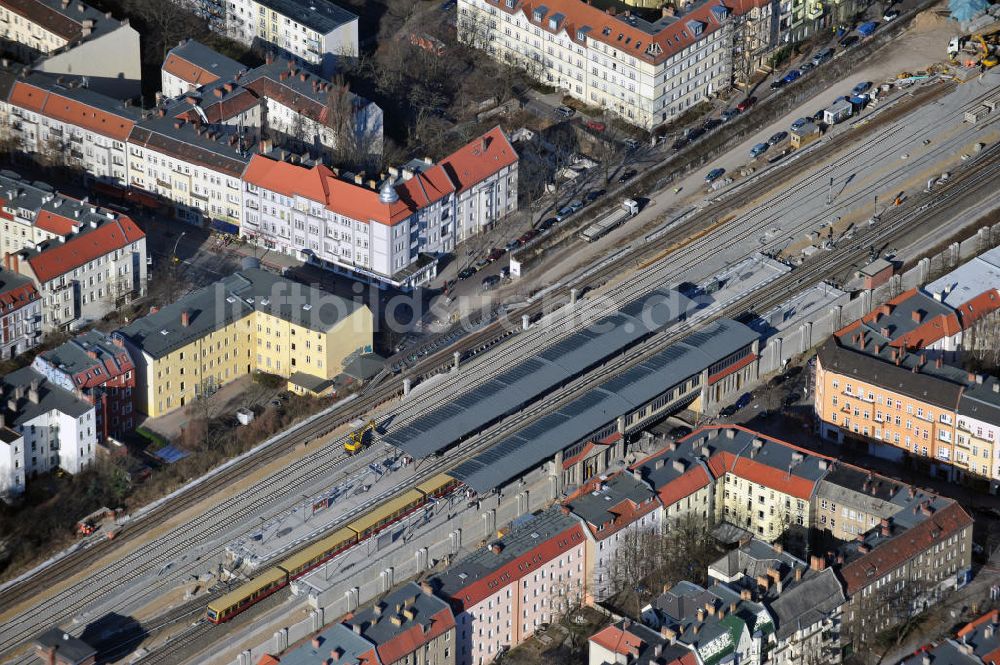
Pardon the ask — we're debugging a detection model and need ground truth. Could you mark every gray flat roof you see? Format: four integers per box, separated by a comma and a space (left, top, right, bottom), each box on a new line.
452, 319, 758, 494
923, 245, 1000, 308
118, 268, 363, 359
385, 289, 695, 459
565, 472, 655, 527
255, 0, 356, 35
958, 377, 1000, 426
33, 628, 96, 664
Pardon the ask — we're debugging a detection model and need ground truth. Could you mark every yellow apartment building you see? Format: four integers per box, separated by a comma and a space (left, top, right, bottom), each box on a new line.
118, 268, 372, 417
814, 335, 999, 485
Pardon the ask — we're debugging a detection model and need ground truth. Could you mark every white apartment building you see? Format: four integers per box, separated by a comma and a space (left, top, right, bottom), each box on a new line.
0, 367, 97, 499
0, 269, 41, 359
458, 0, 755, 129
160, 39, 243, 99
126, 101, 250, 230
161, 43, 383, 157
0, 0, 141, 99
241, 126, 518, 288
3, 73, 138, 183
6, 209, 147, 331
225, 0, 358, 75
430, 509, 588, 665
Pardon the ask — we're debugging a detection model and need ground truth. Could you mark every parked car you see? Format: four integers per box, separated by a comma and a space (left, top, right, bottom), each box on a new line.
618, 169, 637, 183
499, 266, 510, 279
721, 108, 740, 122
505, 238, 520, 251
811, 108, 827, 122
705, 167, 726, 182
782, 69, 802, 84
686, 127, 705, 141
750, 142, 769, 158
458, 267, 476, 279
735, 392, 753, 410
737, 96, 757, 112
883, 8, 900, 20
518, 229, 538, 244
703, 117, 722, 131
481, 275, 500, 291
769, 79, 786, 90
768, 131, 788, 145
555, 105, 575, 118
486, 247, 505, 262
624, 138, 640, 150
812, 47, 835, 66
585, 119, 606, 132
851, 81, 873, 95
799, 61, 815, 72
672, 137, 690, 151
839, 35, 860, 48
720, 404, 739, 417
584, 189, 606, 202
539, 217, 557, 232
790, 117, 810, 131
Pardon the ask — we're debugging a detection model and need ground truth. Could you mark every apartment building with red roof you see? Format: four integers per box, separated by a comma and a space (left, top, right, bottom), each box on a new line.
589, 620, 698, 665
456, 0, 772, 130
0, 268, 41, 359
32, 330, 135, 441
564, 470, 661, 601
342, 582, 456, 665
0, 0, 140, 99
4, 205, 146, 331
241, 127, 518, 289
428, 507, 587, 665
2, 71, 140, 185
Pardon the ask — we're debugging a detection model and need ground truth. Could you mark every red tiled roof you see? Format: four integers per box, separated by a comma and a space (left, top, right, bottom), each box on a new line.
396, 164, 455, 208
9, 81, 135, 141
34, 210, 77, 235
0, 0, 82, 41
840, 501, 972, 595
729, 455, 818, 500
956, 289, 1000, 330
657, 465, 711, 508
255, 656, 280, 665
451, 523, 586, 610
708, 352, 756, 384
590, 625, 645, 657
163, 53, 222, 88
0, 276, 38, 311
889, 312, 961, 350
243, 154, 333, 202
488, 0, 764, 67
179, 90, 259, 124
25, 215, 143, 283
375, 607, 455, 665
957, 609, 998, 638
439, 126, 517, 193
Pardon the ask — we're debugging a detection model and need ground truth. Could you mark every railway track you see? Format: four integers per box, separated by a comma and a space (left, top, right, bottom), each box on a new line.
121, 129, 1000, 665
0, 77, 992, 663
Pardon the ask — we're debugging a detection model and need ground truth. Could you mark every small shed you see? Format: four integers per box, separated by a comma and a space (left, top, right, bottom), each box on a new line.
824, 99, 854, 125
859, 258, 894, 289
791, 122, 821, 148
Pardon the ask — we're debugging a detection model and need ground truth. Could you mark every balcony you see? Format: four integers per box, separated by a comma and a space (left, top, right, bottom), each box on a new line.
156, 178, 172, 189
190, 190, 209, 202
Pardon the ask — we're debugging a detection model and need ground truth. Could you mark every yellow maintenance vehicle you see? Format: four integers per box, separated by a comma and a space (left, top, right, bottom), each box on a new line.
949, 30, 1000, 68
345, 420, 376, 454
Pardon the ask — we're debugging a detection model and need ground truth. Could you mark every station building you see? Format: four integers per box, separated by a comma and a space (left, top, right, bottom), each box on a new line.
117, 268, 372, 417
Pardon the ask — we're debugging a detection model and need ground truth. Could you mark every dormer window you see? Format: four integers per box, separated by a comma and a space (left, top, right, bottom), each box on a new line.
505, 0, 513, 7
532, 5, 546, 22
687, 20, 704, 36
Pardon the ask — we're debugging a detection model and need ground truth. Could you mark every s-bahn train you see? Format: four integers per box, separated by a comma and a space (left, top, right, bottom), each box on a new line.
206, 473, 459, 623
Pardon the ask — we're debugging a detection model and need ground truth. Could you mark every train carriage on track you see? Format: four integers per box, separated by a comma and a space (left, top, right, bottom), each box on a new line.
207, 567, 287, 624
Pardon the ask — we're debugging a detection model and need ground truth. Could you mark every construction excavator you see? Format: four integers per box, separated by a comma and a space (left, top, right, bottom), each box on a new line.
949, 30, 1000, 68
344, 420, 377, 454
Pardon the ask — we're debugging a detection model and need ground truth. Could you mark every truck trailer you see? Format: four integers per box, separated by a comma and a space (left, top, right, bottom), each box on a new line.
579, 199, 640, 242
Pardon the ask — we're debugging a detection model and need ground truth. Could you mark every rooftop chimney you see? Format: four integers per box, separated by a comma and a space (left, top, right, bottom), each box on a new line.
809, 555, 826, 571
696, 608, 705, 622
181, 310, 190, 327
794, 567, 803, 581
912, 310, 923, 323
